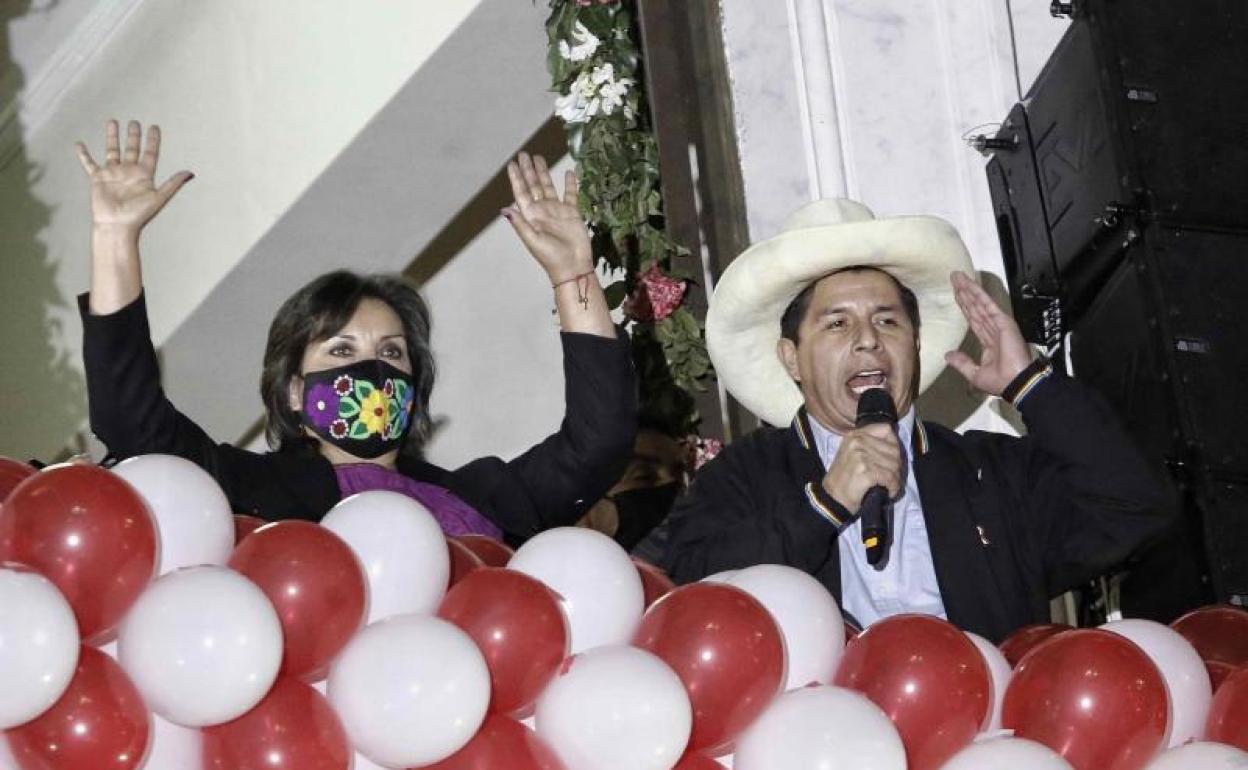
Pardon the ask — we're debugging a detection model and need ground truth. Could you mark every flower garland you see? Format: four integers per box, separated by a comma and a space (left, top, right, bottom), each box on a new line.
545, 0, 714, 443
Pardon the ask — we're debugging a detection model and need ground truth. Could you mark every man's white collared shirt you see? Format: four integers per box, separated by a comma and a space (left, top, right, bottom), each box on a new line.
807, 410, 947, 627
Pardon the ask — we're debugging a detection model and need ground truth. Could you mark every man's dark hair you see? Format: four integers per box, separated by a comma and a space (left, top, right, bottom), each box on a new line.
779, 266, 921, 343
260, 270, 436, 457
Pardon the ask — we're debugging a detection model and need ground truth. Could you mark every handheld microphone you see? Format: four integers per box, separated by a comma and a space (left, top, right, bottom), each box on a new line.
855, 388, 897, 568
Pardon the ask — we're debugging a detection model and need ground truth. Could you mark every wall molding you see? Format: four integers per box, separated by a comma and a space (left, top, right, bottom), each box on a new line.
0, 0, 146, 170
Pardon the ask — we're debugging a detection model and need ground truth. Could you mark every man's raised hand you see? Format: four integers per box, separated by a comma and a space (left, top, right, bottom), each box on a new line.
943, 270, 1034, 397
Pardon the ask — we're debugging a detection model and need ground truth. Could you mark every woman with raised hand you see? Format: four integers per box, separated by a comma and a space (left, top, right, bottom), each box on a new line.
76, 118, 635, 540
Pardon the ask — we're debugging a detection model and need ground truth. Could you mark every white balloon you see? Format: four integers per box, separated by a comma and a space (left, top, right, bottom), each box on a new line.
328, 614, 490, 768
965, 632, 1012, 732
143, 714, 204, 770
509, 527, 643, 653
118, 565, 283, 727
735, 685, 905, 770
536, 645, 692, 770
112, 454, 233, 575
321, 491, 448, 622
1102, 618, 1212, 746
717, 755, 735, 769
702, 570, 739, 584
942, 737, 1073, 769
353, 753, 397, 770
0, 566, 80, 728
1144, 741, 1248, 769
728, 564, 841, 689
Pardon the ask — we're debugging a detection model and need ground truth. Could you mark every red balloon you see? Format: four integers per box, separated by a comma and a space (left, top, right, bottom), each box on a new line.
833, 614, 990, 770
232, 514, 266, 545
634, 558, 675, 608
455, 534, 514, 567
1207, 660, 1237, 693
202, 676, 350, 770
7, 645, 150, 770
228, 521, 367, 679
0, 456, 35, 502
437, 567, 569, 715
1204, 666, 1248, 750
632, 583, 785, 755
672, 753, 724, 770
998, 623, 1074, 667
1171, 605, 1248, 667
1002, 629, 1168, 770
449, 538, 486, 588
0, 465, 157, 642
422, 713, 566, 770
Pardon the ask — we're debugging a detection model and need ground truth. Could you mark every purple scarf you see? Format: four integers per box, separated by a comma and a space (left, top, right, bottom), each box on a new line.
333, 463, 503, 539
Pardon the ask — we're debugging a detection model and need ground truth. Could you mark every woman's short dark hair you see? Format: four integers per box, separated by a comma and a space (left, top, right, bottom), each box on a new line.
260, 270, 436, 455
780, 266, 921, 343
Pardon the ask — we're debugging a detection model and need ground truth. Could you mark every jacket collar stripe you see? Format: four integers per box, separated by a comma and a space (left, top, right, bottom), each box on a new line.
804, 482, 845, 526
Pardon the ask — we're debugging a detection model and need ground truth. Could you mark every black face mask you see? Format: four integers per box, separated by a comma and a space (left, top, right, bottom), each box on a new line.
610, 482, 682, 551
300, 358, 416, 459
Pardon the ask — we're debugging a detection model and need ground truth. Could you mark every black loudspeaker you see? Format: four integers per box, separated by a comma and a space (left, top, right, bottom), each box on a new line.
986, 1, 1248, 611
1069, 224, 1248, 607
987, 0, 1248, 347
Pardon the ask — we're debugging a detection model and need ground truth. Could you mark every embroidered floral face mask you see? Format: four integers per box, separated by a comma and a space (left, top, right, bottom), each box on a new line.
300, 359, 416, 459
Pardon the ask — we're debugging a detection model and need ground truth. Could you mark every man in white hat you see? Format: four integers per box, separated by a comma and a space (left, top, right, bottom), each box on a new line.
651, 199, 1173, 641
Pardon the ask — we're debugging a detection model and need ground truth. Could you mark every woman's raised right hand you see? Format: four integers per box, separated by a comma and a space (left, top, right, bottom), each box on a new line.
75, 119, 193, 232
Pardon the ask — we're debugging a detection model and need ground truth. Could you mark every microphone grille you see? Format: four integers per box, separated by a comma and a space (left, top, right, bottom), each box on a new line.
855, 388, 897, 427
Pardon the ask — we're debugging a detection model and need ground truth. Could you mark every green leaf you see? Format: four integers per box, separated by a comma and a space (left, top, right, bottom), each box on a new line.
603, 280, 628, 310
354, 380, 375, 401
338, 397, 360, 419
348, 420, 371, 439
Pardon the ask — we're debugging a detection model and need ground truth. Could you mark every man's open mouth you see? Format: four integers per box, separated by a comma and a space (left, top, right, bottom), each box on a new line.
847, 369, 888, 395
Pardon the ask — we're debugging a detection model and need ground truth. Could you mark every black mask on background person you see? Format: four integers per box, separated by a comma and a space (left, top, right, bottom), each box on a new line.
611, 482, 682, 550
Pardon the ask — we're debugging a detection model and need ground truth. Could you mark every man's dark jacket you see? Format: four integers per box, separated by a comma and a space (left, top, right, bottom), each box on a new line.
653, 368, 1174, 643
80, 293, 637, 540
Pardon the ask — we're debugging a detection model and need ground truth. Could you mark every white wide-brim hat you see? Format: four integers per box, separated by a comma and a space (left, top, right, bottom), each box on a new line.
706, 199, 975, 427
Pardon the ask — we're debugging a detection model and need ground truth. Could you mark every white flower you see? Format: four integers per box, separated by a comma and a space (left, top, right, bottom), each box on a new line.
593, 63, 634, 116
554, 62, 636, 124
555, 70, 597, 123
558, 22, 600, 62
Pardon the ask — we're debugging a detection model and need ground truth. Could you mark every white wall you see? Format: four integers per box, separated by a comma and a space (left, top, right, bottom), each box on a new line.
1, 0, 483, 459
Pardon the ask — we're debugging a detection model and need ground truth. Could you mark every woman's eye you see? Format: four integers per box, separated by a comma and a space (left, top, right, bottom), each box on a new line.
381, 346, 406, 359
826, 318, 845, 330
877, 316, 898, 326
329, 345, 354, 357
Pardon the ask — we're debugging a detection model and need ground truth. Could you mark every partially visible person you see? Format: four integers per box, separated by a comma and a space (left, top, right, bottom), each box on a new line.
76, 119, 636, 540
578, 423, 686, 550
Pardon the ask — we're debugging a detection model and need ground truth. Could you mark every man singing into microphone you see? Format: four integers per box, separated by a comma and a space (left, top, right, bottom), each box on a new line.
650, 199, 1173, 642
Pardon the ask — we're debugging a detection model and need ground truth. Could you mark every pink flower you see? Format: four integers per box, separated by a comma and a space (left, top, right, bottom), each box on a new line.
694, 438, 723, 470
682, 436, 723, 471
624, 265, 687, 322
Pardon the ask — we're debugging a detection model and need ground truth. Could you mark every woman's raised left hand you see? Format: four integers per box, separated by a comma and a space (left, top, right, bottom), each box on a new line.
504, 152, 593, 283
